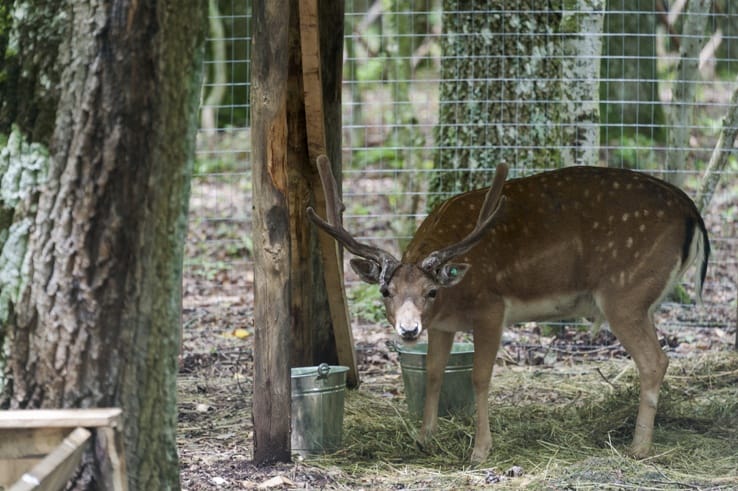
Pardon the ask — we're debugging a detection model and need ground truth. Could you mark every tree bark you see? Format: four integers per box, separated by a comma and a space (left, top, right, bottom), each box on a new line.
430, 1, 563, 210
714, 0, 738, 73
0, 1, 206, 489
695, 76, 738, 213
665, 0, 710, 186
600, 0, 666, 158
560, 0, 605, 167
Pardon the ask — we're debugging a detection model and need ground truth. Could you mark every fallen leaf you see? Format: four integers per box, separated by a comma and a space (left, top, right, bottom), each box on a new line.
233, 328, 251, 339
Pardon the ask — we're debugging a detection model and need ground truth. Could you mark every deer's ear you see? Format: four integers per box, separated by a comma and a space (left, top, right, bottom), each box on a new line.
436, 263, 469, 287
350, 258, 381, 284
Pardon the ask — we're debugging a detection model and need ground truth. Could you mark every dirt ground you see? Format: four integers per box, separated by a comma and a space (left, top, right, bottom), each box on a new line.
177, 173, 737, 490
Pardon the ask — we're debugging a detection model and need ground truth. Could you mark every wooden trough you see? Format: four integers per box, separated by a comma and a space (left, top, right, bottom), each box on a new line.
0, 408, 126, 491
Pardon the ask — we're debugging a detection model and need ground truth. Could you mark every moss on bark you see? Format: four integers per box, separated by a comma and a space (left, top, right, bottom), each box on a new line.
430, 1, 563, 209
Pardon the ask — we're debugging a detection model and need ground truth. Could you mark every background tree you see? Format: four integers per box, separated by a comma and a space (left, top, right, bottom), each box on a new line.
430, 0, 564, 210
715, 0, 738, 73
0, 1, 206, 488
429, 1, 604, 209
600, 0, 666, 162
560, 0, 605, 168
664, 0, 710, 186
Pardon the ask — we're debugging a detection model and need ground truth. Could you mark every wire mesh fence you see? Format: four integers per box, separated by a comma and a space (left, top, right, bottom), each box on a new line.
190, 1, 737, 353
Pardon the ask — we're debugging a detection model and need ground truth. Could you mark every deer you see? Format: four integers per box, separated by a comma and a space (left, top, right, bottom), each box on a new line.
307, 155, 710, 464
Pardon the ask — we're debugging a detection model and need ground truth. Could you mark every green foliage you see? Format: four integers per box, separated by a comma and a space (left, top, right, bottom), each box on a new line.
347, 283, 385, 324
350, 147, 402, 170
610, 134, 660, 169
667, 284, 692, 304
184, 258, 230, 282
194, 155, 240, 175
356, 55, 386, 85
0, 4, 12, 85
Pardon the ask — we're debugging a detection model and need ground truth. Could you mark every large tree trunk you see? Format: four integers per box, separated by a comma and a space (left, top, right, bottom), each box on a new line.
0, 1, 206, 489
560, 0, 605, 167
600, 0, 666, 161
430, 1, 564, 210
665, 0, 710, 186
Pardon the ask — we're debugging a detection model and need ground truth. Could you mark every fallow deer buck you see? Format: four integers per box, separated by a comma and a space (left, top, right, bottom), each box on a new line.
308, 155, 710, 463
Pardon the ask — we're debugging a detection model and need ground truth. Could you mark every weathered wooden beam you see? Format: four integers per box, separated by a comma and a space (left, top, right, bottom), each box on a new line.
0, 409, 127, 490
8, 427, 90, 491
251, 0, 293, 464
298, 0, 358, 388
0, 408, 122, 429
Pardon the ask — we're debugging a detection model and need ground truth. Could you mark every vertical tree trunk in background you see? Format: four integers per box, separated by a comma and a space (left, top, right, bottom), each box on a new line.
383, 0, 426, 248
714, 0, 738, 73
0, 1, 206, 488
251, 0, 293, 464
430, 1, 563, 210
600, 0, 666, 161
560, 0, 605, 167
664, 0, 710, 187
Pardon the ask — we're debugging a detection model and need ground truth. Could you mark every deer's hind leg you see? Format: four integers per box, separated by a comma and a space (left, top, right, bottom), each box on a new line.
599, 299, 668, 458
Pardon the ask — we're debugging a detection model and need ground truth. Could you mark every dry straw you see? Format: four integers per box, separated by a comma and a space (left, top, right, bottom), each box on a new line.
306, 352, 738, 489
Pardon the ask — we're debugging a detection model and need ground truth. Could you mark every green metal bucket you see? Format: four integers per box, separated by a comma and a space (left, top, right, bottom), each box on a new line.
291, 363, 348, 456
396, 342, 475, 419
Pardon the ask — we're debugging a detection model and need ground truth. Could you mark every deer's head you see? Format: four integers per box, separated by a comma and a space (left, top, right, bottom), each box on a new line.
307, 155, 508, 341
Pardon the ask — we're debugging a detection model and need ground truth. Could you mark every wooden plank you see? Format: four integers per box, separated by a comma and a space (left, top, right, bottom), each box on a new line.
298, 0, 359, 388
0, 428, 68, 459
0, 409, 122, 429
9, 427, 91, 491
0, 458, 42, 488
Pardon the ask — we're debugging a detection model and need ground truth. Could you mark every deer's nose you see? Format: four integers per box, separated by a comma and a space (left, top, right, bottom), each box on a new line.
399, 322, 420, 340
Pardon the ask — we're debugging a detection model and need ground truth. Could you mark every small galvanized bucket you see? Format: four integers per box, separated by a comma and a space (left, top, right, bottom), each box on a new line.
291, 363, 348, 456
395, 342, 475, 419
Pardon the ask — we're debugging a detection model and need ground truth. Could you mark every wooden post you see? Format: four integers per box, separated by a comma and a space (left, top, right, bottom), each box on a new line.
298, 0, 359, 388
251, 0, 292, 464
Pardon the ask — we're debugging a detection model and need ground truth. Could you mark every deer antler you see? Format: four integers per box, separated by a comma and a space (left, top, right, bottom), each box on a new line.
307, 155, 400, 278
420, 163, 508, 274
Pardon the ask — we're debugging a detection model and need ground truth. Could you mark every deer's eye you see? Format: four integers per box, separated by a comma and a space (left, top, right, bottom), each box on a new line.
427, 289, 438, 299
380, 286, 391, 298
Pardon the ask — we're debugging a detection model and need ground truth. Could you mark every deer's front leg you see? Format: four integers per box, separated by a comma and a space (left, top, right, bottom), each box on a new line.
417, 328, 454, 451
469, 322, 502, 464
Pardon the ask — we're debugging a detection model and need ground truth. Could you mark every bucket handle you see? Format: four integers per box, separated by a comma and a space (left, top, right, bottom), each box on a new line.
316, 362, 331, 380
